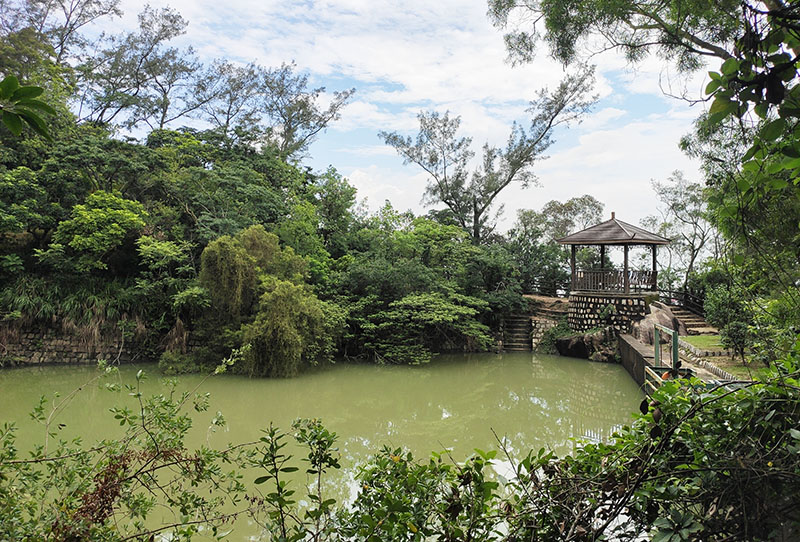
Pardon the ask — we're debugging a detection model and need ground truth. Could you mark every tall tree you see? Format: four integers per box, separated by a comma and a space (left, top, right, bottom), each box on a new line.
198, 61, 263, 141
380, 68, 595, 244
260, 63, 355, 159
0, 0, 122, 66
488, 0, 740, 70
645, 171, 716, 292
76, 6, 189, 126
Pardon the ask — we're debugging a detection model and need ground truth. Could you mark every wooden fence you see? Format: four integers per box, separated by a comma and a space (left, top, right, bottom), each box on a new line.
572, 269, 657, 292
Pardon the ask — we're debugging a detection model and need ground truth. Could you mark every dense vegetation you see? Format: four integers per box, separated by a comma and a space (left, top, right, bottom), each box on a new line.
0, 0, 616, 373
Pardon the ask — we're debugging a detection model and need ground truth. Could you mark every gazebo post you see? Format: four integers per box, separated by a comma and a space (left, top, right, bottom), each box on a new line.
651, 245, 658, 291
600, 245, 605, 269
623, 244, 630, 294
570, 244, 576, 290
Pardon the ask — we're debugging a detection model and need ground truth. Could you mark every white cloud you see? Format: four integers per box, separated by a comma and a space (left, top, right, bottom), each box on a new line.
345, 165, 430, 214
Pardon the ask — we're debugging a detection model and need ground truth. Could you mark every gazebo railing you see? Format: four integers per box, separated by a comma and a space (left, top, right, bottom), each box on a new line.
572, 268, 657, 292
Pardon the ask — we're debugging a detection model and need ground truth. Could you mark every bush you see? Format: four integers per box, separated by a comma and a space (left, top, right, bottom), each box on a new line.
158, 349, 201, 375
534, 317, 572, 354
240, 279, 343, 377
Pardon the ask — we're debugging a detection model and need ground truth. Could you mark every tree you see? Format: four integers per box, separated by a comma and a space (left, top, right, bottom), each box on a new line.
76, 6, 190, 127
312, 167, 358, 258
488, 0, 740, 70
35, 190, 148, 272
260, 62, 355, 159
380, 68, 595, 245
643, 171, 716, 292
1, 0, 122, 66
197, 60, 263, 141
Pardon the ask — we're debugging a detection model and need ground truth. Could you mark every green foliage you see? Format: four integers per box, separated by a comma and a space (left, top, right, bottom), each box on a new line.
364, 292, 492, 364
0, 167, 49, 233
704, 284, 754, 363
199, 233, 258, 323
489, 0, 741, 70
0, 75, 54, 140
534, 317, 571, 354
241, 279, 342, 377
506, 196, 604, 296
36, 190, 147, 272
157, 349, 201, 375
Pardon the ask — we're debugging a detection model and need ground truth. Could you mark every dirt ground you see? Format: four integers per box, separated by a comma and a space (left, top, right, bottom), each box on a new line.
523, 294, 569, 312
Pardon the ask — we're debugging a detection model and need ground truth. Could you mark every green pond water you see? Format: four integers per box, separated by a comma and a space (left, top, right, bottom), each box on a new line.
0, 351, 643, 538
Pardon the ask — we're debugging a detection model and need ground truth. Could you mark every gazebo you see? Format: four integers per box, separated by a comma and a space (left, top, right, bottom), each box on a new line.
556, 212, 670, 294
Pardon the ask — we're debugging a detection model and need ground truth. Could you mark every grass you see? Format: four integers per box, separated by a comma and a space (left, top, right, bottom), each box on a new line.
683, 334, 724, 350
699, 354, 772, 381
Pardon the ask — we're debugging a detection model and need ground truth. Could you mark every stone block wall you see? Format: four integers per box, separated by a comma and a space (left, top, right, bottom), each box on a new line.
531, 317, 558, 349
568, 293, 648, 333
1, 328, 143, 366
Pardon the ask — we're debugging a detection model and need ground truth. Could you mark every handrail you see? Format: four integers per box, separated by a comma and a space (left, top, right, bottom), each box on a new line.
658, 289, 705, 316
572, 268, 658, 292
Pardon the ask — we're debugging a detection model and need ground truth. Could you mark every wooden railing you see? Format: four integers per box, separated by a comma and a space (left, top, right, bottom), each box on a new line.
658, 289, 705, 316
572, 269, 657, 292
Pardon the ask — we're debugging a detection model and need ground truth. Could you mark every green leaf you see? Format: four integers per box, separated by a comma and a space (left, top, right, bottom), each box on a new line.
769, 178, 789, 190
761, 118, 786, 141
721, 58, 739, 75
10, 86, 43, 101
0, 75, 19, 99
254, 475, 270, 485
736, 176, 751, 193
15, 99, 56, 115
790, 428, 800, 440
742, 144, 760, 162
708, 97, 736, 123
704, 79, 721, 95
741, 160, 761, 173
2, 111, 23, 136
16, 110, 52, 141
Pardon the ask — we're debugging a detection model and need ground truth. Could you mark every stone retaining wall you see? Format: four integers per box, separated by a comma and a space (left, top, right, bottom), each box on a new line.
530, 317, 558, 349
568, 292, 649, 333
1, 328, 145, 366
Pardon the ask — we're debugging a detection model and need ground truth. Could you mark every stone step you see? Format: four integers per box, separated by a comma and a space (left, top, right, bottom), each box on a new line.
687, 327, 719, 336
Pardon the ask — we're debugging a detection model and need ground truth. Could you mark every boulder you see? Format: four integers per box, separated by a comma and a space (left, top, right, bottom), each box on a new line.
633, 302, 687, 345
556, 326, 617, 363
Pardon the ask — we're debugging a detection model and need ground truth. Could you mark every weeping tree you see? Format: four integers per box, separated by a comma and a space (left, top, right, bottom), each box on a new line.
198, 225, 342, 377
380, 68, 595, 245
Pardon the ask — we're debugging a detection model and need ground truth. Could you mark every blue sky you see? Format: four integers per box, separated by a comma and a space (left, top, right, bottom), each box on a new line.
109, 0, 710, 230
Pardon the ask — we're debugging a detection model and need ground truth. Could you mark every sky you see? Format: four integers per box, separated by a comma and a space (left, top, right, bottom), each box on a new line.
110, 0, 712, 231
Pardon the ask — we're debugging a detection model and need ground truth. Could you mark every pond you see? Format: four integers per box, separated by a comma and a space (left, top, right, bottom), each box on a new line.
0, 351, 643, 537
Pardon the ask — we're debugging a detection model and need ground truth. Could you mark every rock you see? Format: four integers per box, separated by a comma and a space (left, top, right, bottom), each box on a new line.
633, 302, 687, 345
556, 326, 618, 363
556, 335, 590, 358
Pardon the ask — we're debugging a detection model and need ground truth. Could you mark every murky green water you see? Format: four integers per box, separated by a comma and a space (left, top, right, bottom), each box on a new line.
0, 352, 642, 537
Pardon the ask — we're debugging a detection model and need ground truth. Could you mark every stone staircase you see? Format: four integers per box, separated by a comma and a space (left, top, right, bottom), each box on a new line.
503, 315, 532, 351
668, 306, 717, 335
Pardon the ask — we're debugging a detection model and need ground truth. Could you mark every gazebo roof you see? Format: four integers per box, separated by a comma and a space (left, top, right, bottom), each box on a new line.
556, 213, 670, 246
